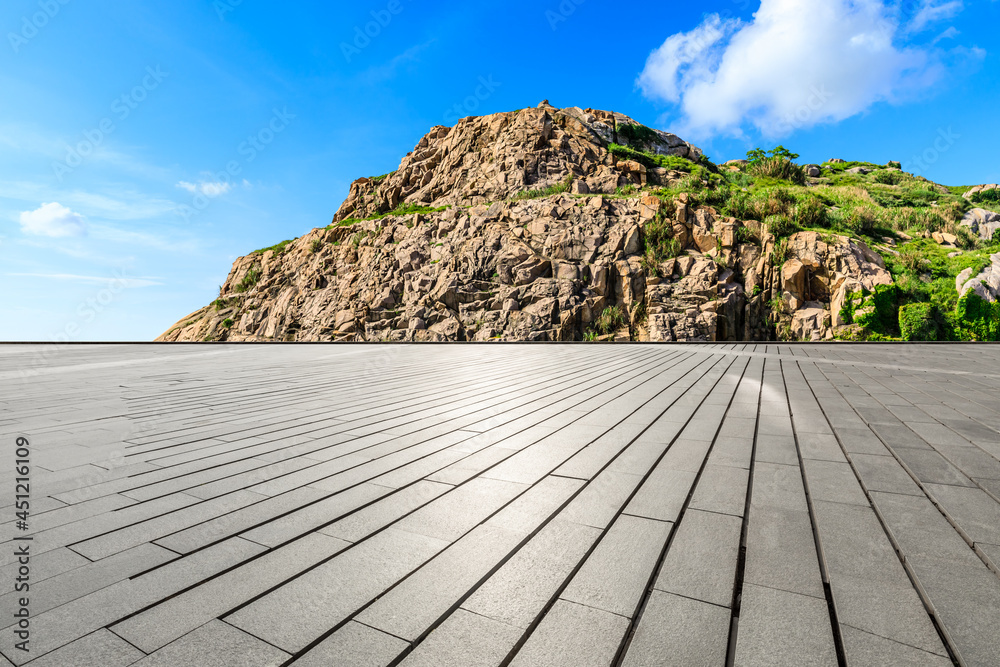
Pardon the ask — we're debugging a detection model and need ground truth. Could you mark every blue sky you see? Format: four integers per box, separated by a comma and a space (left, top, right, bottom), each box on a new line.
1, 0, 998, 341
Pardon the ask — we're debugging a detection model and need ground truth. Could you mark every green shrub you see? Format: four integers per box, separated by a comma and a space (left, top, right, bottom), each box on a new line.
736, 224, 759, 245
970, 189, 1000, 205
608, 144, 704, 177
593, 305, 628, 335
235, 265, 261, 293
772, 238, 791, 265
616, 123, 659, 146
795, 197, 828, 228
252, 239, 293, 255
746, 146, 800, 164
842, 206, 879, 236
512, 174, 574, 201
641, 214, 682, 275
842, 284, 900, 337
750, 158, 806, 185
221, 318, 234, 329
955, 292, 1000, 341
310, 239, 323, 253
899, 302, 942, 341
765, 214, 799, 238
872, 170, 903, 185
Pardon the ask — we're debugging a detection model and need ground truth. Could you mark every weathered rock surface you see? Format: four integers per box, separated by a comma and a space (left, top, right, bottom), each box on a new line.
157, 104, 895, 343
332, 102, 701, 223
957, 252, 1000, 303
963, 184, 1000, 199
961, 208, 1000, 241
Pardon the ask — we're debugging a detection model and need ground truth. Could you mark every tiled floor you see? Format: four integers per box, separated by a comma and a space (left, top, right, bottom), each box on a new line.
2, 343, 999, 666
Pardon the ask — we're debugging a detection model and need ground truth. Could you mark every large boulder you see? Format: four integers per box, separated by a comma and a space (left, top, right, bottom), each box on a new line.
957, 252, 1000, 303
961, 208, 1000, 241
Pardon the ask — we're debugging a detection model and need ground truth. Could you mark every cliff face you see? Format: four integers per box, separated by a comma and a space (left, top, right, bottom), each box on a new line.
157, 102, 892, 343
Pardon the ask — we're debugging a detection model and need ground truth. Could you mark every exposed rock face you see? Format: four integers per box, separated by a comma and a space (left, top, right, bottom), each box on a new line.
957, 252, 1000, 303
333, 103, 701, 223
157, 103, 894, 343
963, 184, 999, 199
961, 208, 1000, 241
769, 232, 893, 341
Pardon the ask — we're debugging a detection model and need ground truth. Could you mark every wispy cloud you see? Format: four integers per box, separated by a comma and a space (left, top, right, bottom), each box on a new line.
357, 40, 437, 84
7, 273, 163, 287
19, 202, 87, 237
177, 180, 233, 197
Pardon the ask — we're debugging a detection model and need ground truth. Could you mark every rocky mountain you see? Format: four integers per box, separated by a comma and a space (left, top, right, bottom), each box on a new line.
157, 102, 1000, 343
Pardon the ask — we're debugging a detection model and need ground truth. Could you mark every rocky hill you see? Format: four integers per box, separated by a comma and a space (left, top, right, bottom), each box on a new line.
158, 102, 1000, 343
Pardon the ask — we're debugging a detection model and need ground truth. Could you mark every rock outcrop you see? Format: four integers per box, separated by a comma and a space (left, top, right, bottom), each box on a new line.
156, 103, 897, 343
956, 252, 1000, 304
961, 208, 1000, 241
333, 102, 701, 223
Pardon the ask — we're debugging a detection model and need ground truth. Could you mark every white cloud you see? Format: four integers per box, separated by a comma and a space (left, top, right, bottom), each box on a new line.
19, 202, 87, 237
177, 180, 232, 197
6, 273, 163, 288
637, 0, 977, 139
909, 0, 964, 33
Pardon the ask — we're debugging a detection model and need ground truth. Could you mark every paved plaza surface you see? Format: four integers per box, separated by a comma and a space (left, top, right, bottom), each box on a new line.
2, 343, 1000, 666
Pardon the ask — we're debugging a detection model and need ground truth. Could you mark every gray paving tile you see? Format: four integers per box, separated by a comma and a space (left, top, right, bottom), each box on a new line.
292, 621, 408, 667
624, 467, 696, 523
812, 501, 947, 655
111, 532, 348, 653
462, 518, 601, 629
562, 514, 672, 618
687, 464, 748, 517
802, 459, 869, 506
128, 620, 289, 667
924, 483, 1000, 545
508, 600, 629, 667
850, 453, 924, 496
0, 542, 174, 620
840, 625, 953, 667
394, 476, 528, 542
734, 584, 837, 667
707, 435, 753, 469
893, 448, 976, 487
655, 509, 741, 607
226, 528, 448, 653
796, 432, 846, 462
621, 591, 730, 667
560, 470, 643, 529
0, 537, 266, 664
358, 477, 581, 641
399, 608, 522, 667
321, 480, 453, 543
833, 427, 889, 456
71, 490, 266, 560
936, 444, 1000, 480
744, 504, 825, 600
21, 630, 143, 667
241, 483, 387, 547
905, 555, 1000, 667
